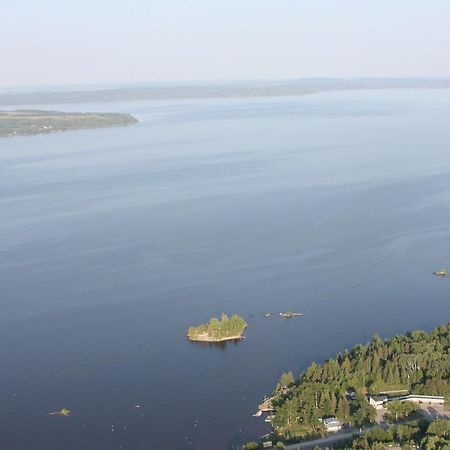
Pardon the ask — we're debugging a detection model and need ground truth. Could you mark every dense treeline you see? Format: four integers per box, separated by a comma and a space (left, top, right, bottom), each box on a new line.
271, 323, 450, 439
343, 419, 450, 449
187, 314, 247, 341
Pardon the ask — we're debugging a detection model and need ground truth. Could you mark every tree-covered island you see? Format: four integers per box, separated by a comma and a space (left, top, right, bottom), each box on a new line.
0, 110, 138, 137
187, 314, 247, 342
254, 323, 450, 447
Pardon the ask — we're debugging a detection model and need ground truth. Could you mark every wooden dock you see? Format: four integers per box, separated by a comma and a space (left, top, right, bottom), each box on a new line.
258, 396, 275, 412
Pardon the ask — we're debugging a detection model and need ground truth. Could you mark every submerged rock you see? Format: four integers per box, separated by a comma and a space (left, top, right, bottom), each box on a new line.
49, 408, 71, 417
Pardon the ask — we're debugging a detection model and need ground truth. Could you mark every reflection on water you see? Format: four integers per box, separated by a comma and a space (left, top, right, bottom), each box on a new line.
1, 90, 450, 450
188, 339, 244, 351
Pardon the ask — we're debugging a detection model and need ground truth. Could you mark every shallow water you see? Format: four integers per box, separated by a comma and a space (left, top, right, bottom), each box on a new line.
1, 90, 450, 449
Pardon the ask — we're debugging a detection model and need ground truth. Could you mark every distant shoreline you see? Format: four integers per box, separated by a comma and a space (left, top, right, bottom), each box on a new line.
2, 78, 450, 106
0, 110, 138, 137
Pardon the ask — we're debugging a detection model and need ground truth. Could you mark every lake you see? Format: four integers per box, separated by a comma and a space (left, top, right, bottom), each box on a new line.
1, 90, 450, 450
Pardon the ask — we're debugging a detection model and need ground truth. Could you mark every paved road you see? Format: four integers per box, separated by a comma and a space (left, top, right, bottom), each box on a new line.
283, 428, 362, 450
418, 405, 449, 420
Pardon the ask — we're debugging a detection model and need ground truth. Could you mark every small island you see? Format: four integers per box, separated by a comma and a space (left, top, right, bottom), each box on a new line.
0, 110, 138, 137
187, 314, 247, 342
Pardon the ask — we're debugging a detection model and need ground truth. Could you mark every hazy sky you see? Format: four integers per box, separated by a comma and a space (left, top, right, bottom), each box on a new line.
2, 0, 450, 87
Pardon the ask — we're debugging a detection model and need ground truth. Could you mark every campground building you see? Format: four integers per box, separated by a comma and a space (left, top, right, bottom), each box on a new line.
369, 394, 444, 409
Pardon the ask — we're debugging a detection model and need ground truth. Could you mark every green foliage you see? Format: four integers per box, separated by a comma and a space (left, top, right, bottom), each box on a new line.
271, 323, 450, 439
280, 371, 295, 388
187, 314, 247, 340
340, 419, 450, 449
364, 426, 393, 443
427, 419, 450, 438
392, 423, 420, 442
385, 400, 419, 422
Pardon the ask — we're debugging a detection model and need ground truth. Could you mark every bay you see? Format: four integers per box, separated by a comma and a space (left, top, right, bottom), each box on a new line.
1, 90, 450, 449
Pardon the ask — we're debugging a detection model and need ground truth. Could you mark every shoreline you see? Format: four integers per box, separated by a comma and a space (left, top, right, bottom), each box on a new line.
0, 110, 138, 137
187, 333, 245, 343
187, 315, 247, 343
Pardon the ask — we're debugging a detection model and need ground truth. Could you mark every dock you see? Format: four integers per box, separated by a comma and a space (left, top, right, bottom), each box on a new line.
258, 396, 275, 412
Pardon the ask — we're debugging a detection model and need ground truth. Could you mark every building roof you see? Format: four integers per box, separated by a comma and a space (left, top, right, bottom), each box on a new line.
396, 394, 444, 401
323, 417, 342, 426
370, 395, 388, 402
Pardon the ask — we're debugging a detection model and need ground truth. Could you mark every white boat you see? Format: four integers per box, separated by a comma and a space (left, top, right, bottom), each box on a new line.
253, 410, 262, 417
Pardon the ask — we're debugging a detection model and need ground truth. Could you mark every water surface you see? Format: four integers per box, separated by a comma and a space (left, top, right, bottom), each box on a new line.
1, 90, 450, 449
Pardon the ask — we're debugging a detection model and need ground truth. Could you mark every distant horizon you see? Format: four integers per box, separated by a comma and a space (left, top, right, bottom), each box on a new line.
4, 76, 450, 92
3, 0, 450, 87
3, 77, 450, 107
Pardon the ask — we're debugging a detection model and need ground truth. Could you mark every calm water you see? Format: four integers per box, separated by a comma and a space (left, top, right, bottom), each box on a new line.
1, 90, 450, 450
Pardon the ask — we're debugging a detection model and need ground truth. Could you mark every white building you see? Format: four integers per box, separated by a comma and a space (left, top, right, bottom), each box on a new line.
393, 394, 444, 405
369, 394, 444, 408
323, 417, 343, 432
369, 395, 388, 409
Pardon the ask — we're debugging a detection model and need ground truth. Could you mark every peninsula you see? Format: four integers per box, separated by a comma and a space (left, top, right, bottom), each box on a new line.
248, 323, 450, 449
187, 314, 247, 342
0, 110, 138, 137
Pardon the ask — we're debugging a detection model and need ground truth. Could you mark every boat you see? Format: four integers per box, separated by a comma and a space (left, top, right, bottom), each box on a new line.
433, 269, 449, 277
265, 415, 274, 423
253, 410, 262, 417
279, 311, 304, 318
264, 313, 272, 317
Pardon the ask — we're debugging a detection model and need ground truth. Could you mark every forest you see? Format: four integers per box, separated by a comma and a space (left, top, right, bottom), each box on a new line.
270, 323, 450, 440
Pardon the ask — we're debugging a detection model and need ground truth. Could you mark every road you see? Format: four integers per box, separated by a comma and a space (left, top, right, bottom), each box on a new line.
283, 428, 358, 449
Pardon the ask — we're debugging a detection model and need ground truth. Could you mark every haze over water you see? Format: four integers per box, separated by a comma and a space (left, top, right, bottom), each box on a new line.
1, 89, 450, 450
